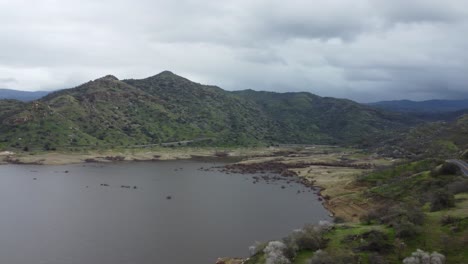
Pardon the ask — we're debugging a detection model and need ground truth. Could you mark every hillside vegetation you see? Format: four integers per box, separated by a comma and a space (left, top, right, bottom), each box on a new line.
375, 114, 468, 159
0, 71, 414, 151
243, 158, 468, 264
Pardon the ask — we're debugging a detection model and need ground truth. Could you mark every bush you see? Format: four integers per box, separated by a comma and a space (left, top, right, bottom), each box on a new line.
282, 235, 298, 260
447, 179, 468, 194
334, 216, 346, 223
249, 241, 266, 256
402, 249, 445, 264
263, 241, 291, 264
430, 190, 455, 211
353, 230, 393, 253
279, 223, 331, 261
440, 215, 460, 226
374, 204, 425, 226
394, 220, 421, 239
293, 224, 328, 251
432, 162, 460, 176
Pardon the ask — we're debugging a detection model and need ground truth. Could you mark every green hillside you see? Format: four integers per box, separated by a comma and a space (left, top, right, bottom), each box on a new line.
375, 114, 468, 158
0, 71, 417, 151
233, 90, 413, 145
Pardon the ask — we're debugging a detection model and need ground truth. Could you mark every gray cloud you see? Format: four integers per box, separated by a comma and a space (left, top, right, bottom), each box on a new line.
0, 77, 17, 84
0, 0, 467, 102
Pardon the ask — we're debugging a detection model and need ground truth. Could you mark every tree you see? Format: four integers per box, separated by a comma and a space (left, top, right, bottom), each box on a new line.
263, 241, 291, 264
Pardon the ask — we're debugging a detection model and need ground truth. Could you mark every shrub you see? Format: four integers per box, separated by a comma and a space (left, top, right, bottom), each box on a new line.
334, 216, 346, 223
440, 215, 460, 226
282, 235, 298, 260
377, 204, 425, 226
249, 241, 266, 256
430, 190, 455, 211
394, 220, 422, 239
447, 179, 468, 194
433, 162, 460, 176
353, 230, 393, 253
263, 241, 291, 264
402, 249, 445, 264
293, 224, 328, 251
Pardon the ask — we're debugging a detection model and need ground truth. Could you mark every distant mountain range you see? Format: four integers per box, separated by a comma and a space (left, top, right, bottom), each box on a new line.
0, 71, 416, 150
0, 88, 50, 101
368, 99, 468, 113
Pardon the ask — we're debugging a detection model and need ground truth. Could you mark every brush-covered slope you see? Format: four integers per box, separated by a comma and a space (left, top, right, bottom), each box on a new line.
0, 71, 415, 150
0, 72, 276, 149
375, 114, 468, 158
233, 90, 413, 145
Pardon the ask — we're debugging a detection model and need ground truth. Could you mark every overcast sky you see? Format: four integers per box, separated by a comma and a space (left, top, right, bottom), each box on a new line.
1, 0, 468, 102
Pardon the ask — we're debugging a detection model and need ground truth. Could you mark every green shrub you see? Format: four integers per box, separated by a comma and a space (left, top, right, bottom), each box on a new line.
430, 190, 455, 211
393, 220, 421, 239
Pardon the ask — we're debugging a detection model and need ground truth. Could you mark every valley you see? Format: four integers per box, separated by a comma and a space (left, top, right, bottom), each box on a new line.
0, 72, 467, 264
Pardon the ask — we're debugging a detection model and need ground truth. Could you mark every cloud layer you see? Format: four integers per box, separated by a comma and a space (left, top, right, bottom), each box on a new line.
1, 0, 467, 102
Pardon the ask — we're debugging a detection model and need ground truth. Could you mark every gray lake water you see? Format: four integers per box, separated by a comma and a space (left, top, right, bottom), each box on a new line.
0, 160, 330, 264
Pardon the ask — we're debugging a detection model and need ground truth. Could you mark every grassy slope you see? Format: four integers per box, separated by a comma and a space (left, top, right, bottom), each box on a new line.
246, 159, 468, 264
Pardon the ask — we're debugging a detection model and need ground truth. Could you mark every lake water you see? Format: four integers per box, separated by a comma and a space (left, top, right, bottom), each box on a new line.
0, 160, 330, 264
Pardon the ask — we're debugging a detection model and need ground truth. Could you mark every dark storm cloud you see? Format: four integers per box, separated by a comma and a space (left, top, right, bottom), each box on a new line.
372, 0, 466, 24
0, 0, 467, 101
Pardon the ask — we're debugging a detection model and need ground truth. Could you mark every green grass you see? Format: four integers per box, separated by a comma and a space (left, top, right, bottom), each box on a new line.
360, 159, 437, 185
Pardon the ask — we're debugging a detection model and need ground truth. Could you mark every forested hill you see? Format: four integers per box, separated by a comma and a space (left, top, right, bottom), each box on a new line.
0, 71, 415, 150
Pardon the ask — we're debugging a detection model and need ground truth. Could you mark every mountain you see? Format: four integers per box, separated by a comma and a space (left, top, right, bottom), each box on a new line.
0, 71, 417, 150
368, 99, 468, 113
0, 88, 50, 101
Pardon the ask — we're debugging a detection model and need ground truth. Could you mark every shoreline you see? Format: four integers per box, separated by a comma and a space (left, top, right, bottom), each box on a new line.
1, 146, 391, 222
0, 146, 395, 264
0, 147, 280, 166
